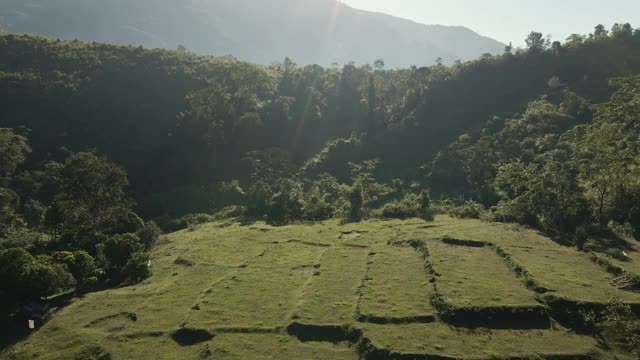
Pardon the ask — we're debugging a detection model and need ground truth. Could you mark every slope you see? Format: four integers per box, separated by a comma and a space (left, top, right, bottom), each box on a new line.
3, 216, 639, 359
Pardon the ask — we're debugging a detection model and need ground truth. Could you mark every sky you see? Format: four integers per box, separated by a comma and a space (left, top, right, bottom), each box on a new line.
340, 0, 639, 46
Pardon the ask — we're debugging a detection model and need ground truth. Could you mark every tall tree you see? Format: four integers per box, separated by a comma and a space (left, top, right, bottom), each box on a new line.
0, 129, 31, 187
49, 152, 129, 233
367, 74, 377, 138
525, 32, 549, 52
594, 24, 608, 37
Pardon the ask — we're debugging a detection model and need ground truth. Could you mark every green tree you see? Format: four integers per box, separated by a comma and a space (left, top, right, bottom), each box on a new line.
525, 32, 549, 52
594, 24, 608, 37
0, 247, 35, 297
0, 128, 31, 186
49, 152, 129, 233
29, 255, 76, 298
103, 233, 144, 283
571, 122, 637, 224
504, 42, 513, 55
418, 189, 433, 221
611, 23, 633, 38
53, 250, 99, 290
123, 251, 151, 283
0, 188, 22, 237
137, 221, 162, 251
347, 185, 363, 222
599, 299, 640, 357
565, 34, 585, 47
367, 74, 377, 138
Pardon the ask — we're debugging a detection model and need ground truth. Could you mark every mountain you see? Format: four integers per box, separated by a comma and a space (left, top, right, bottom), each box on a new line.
0, 0, 505, 67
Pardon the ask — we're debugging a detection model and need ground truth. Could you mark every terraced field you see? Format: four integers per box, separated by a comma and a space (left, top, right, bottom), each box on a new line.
3, 216, 640, 359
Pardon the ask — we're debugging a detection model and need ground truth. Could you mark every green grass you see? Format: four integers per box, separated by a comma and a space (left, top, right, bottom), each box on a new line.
186, 242, 326, 329
359, 244, 435, 320
292, 245, 369, 324
4, 216, 640, 360
594, 239, 640, 278
163, 223, 278, 267
428, 240, 540, 308
360, 323, 599, 359
206, 333, 357, 360
503, 246, 640, 303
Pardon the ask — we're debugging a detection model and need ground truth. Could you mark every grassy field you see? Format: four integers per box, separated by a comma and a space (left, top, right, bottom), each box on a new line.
3, 216, 640, 359
502, 245, 640, 304
187, 241, 326, 329
358, 244, 435, 322
292, 245, 369, 325
360, 323, 599, 359
428, 240, 540, 308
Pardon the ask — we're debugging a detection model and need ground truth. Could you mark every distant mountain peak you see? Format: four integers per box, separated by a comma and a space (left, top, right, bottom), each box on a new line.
0, 0, 505, 67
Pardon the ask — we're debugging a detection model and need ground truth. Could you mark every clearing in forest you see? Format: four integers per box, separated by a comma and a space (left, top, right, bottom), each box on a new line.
4, 216, 640, 360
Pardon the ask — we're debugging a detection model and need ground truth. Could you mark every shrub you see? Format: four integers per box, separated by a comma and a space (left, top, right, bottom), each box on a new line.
0, 247, 36, 298
433, 199, 487, 219
379, 193, 420, 220
68, 250, 100, 290
265, 182, 305, 225
0, 188, 22, 236
266, 191, 289, 225
304, 173, 349, 220
154, 216, 188, 233
137, 221, 162, 251
449, 201, 486, 219
29, 256, 76, 297
213, 205, 246, 220
153, 213, 213, 233
218, 180, 247, 207
103, 233, 143, 283
380, 201, 414, 219
303, 194, 334, 221
22, 199, 47, 229
123, 251, 151, 283
246, 178, 305, 225
246, 181, 271, 217
301, 136, 363, 182
0, 228, 50, 252
418, 190, 434, 221
103, 208, 144, 235
182, 213, 215, 227
598, 298, 640, 357
347, 185, 363, 222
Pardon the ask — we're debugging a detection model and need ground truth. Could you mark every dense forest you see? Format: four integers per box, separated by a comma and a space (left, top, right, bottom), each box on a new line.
2, 23, 640, 321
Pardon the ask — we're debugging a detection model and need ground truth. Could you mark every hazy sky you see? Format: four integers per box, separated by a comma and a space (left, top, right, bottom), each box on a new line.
340, 0, 639, 46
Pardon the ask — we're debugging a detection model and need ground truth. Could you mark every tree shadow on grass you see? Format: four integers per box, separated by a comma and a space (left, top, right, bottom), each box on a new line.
544, 227, 635, 257
0, 318, 29, 352
0, 292, 83, 352
171, 328, 215, 346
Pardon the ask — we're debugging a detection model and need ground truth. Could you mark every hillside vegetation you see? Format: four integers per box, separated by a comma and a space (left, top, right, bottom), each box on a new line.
2, 22, 640, 359
3, 216, 640, 359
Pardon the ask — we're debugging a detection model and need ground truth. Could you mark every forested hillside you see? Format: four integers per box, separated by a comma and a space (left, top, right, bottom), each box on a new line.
2, 27, 640, 222
0, 0, 505, 67
3, 25, 640, 351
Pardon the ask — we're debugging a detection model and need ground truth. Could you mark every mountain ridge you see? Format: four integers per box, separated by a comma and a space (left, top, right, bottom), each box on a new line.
0, 0, 505, 67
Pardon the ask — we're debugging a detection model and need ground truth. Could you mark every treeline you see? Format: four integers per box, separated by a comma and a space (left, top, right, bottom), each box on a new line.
0, 24, 640, 271
430, 75, 640, 246
1, 129, 161, 309
2, 27, 638, 222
